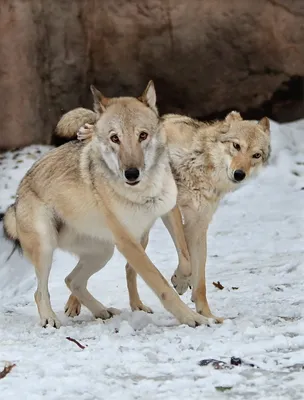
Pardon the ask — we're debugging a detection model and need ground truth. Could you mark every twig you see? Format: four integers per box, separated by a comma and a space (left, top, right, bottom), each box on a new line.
66, 336, 86, 349
0, 363, 16, 379
213, 281, 224, 290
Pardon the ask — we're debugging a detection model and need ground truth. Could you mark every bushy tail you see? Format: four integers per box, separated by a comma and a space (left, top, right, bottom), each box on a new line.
56, 108, 97, 139
2, 205, 22, 260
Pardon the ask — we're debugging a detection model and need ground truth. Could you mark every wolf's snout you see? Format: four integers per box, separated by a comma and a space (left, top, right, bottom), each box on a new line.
234, 169, 246, 182
124, 168, 140, 182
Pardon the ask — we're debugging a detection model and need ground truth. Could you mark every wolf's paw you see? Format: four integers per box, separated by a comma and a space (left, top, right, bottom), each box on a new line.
175, 306, 210, 328
194, 297, 224, 324
197, 310, 224, 324
40, 313, 61, 329
94, 307, 121, 320
77, 123, 94, 141
130, 301, 153, 314
106, 307, 121, 316
65, 296, 81, 317
171, 269, 191, 295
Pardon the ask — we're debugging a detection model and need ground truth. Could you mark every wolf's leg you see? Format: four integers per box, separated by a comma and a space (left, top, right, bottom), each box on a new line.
19, 214, 60, 328
183, 213, 224, 323
33, 253, 60, 328
64, 243, 118, 319
161, 206, 192, 295
64, 293, 81, 317
102, 210, 209, 327
126, 232, 153, 313
31, 248, 60, 328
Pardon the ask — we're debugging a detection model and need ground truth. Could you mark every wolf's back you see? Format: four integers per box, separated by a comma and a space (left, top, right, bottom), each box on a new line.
56, 108, 96, 139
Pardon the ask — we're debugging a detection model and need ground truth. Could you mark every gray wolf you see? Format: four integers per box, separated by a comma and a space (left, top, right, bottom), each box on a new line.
3, 82, 208, 328
56, 108, 271, 323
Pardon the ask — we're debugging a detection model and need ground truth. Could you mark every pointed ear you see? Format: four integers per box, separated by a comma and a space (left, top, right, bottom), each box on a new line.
138, 80, 158, 114
225, 111, 243, 123
90, 85, 109, 115
258, 116, 270, 134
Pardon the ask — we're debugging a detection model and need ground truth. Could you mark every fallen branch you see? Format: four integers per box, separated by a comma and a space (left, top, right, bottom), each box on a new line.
66, 337, 86, 349
0, 363, 16, 379
213, 281, 224, 290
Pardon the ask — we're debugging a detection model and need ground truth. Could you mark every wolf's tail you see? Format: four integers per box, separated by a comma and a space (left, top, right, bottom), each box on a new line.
56, 108, 97, 139
2, 205, 22, 261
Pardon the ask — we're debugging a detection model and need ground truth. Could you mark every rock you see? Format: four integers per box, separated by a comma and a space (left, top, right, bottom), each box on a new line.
1, 0, 304, 150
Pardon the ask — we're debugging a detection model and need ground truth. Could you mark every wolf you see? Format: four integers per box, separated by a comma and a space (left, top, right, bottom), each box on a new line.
2, 81, 208, 328
57, 108, 271, 322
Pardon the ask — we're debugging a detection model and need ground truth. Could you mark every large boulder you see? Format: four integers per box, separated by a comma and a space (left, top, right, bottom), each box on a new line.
0, 0, 304, 150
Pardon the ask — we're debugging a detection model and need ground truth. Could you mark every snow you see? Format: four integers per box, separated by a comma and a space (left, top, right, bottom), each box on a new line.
0, 120, 303, 399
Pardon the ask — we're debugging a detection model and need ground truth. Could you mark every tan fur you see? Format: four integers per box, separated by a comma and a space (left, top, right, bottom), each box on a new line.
163, 111, 270, 321
56, 108, 97, 138
3, 206, 18, 239
3, 82, 208, 329
57, 108, 271, 322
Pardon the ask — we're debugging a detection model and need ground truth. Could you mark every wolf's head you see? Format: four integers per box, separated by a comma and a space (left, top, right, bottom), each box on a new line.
90, 81, 166, 186
215, 111, 271, 185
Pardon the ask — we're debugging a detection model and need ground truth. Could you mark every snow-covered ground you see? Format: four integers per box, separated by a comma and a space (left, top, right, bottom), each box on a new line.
0, 120, 303, 399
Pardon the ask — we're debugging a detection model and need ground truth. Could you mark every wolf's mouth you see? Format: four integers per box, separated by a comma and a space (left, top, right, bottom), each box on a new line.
228, 176, 241, 184
126, 181, 140, 186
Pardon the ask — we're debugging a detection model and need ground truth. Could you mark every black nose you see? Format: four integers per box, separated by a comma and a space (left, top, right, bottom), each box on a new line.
234, 169, 246, 182
124, 168, 140, 181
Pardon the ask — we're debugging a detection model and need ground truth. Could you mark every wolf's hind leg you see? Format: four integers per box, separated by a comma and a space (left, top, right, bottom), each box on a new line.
33, 249, 61, 328
64, 243, 118, 319
20, 219, 60, 328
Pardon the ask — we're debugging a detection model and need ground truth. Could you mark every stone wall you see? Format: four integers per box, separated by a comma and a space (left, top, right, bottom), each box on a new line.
0, 0, 303, 150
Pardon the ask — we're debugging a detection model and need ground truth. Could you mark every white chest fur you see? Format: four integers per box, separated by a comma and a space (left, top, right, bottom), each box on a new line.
60, 170, 177, 248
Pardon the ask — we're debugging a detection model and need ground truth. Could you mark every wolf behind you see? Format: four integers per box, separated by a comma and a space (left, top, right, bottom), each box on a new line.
3, 82, 208, 328
55, 107, 271, 322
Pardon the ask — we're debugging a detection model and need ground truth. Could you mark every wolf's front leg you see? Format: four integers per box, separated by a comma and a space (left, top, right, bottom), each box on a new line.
126, 232, 153, 313
161, 206, 192, 295
183, 214, 224, 323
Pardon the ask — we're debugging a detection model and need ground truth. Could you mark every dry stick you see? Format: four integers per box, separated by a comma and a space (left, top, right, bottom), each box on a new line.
213, 281, 224, 290
0, 363, 16, 379
66, 337, 86, 350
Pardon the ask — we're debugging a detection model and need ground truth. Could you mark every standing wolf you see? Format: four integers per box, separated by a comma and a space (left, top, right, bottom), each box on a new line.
3, 82, 208, 328
57, 108, 271, 322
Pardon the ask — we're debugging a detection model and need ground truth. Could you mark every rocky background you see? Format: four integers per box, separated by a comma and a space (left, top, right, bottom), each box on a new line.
0, 0, 303, 150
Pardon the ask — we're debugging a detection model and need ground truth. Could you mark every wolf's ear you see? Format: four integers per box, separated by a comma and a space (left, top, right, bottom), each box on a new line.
218, 111, 242, 134
90, 85, 109, 115
138, 80, 158, 114
225, 111, 243, 123
258, 117, 270, 134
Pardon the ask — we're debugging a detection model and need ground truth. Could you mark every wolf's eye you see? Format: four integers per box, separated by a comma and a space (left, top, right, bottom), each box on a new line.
233, 142, 241, 151
253, 153, 261, 159
110, 134, 120, 144
139, 131, 148, 142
